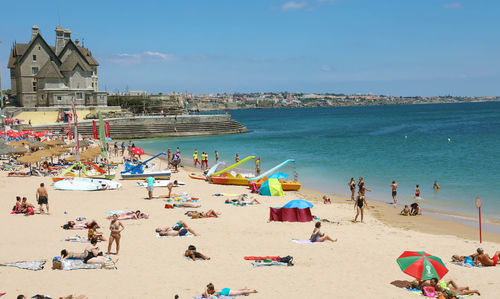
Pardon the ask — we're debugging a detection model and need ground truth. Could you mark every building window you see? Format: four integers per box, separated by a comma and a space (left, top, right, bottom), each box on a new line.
32, 67, 39, 75
92, 83, 94, 88
32, 81, 37, 92
50, 56, 54, 62
33, 54, 37, 61
57, 96, 62, 101
76, 93, 83, 99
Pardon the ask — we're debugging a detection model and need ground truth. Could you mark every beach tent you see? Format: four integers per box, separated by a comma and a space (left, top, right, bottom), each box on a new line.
259, 178, 284, 196
269, 199, 313, 222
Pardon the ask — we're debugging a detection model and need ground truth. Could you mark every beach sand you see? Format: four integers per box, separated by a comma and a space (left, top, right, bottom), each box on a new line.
0, 158, 499, 298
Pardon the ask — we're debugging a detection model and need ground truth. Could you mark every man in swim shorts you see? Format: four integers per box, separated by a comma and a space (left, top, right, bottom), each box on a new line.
145, 176, 155, 199
391, 180, 398, 208
36, 183, 49, 214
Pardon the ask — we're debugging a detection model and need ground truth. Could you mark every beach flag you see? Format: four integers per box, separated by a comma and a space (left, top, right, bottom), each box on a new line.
256, 157, 260, 163
92, 120, 98, 139
98, 111, 108, 158
105, 122, 110, 138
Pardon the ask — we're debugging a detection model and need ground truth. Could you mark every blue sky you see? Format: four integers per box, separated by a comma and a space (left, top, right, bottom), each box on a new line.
1, 0, 499, 96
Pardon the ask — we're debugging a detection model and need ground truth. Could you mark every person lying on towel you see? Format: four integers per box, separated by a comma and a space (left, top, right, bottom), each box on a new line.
185, 245, 210, 261
156, 221, 199, 236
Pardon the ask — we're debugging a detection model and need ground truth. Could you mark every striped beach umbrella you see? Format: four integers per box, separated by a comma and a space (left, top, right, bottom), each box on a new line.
396, 251, 448, 280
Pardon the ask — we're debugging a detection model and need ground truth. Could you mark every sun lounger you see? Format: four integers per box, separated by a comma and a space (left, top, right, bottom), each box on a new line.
0, 260, 46, 271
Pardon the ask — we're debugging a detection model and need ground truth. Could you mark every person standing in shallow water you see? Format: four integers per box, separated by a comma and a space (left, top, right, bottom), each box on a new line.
215, 150, 219, 163
391, 180, 398, 208
348, 178, 356, 201
235, 153, 239, 163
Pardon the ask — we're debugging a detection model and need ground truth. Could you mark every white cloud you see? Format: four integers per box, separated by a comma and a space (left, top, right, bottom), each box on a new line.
321, 64, 332, 72
109, 51, 180, 65
143, 51, 178, 62
281, 1, 308, 11
443, 2, 463, 9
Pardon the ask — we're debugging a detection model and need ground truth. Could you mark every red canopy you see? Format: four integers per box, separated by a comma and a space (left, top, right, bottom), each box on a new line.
269, 207, 313, 222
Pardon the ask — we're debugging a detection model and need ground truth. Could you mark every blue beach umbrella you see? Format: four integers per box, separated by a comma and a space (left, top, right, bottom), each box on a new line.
268, 172, 289, 180
105, 137, 112, 141
283, 199, 314, 209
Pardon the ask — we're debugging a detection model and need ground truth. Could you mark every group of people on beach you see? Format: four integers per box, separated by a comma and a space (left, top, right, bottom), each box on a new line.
192, 149, 211, 170
453, 247, 500, 267
348, 177, 370, 223
11, 183, 49, 215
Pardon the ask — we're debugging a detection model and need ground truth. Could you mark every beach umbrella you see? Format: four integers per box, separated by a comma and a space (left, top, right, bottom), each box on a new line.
396, 251, 448, 281
0, 143, 22, 155
283, 199, 314, 209
17, 154, 42, 164
105, 137, 112, 141
130, 147, 144, 156
269, 172, 290, 180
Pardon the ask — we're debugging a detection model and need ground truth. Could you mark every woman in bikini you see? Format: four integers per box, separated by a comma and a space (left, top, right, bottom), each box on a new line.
185, 245, 210, 261
309, 221, 337, 243
88, 222, 106, 241
107, 214, 124, 255
348, 178, 356, 201
353, 192, 368, 223
60, 249, 87, 260
203, 283, 257, 298
186, 210, 219, 219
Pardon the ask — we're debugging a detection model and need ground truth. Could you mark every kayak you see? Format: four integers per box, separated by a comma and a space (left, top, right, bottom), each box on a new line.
189, 173, 207, 181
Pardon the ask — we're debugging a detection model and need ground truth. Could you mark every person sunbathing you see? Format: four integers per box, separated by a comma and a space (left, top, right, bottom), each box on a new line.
227, 195, 261, 206
88, 222, 106, 241
21, 197, 35, 213
62, 220, 96, 230
452, 252, 480, 266
309, 221, 337, 243
400, 205, 410, 216
156, 225, 199, 237
185, 245, 210, 261
429, 278, 480, 296
83, 239, 117, 265
322, 195, 332, 204
186, 210, 219, 218
202, 283, 257, 298
60, 249, 87, 260
476, 248, 500, 266
107, 210, 149, 220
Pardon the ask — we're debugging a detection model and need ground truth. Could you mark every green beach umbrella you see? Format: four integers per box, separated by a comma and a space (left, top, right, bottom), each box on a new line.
396, 251, 448, 280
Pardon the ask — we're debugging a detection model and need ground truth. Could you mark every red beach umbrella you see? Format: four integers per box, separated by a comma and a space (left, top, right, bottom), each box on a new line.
396, 251, 448, 281
130, 147, 145, 156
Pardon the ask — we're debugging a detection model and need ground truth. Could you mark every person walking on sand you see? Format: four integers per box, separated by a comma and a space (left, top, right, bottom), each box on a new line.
215, 150, 219, 163
391, 180, 398, 208
107, 214, 124, 255
433, 180, 440, 191
145, 176, 155, 199
353, 192, 368, 223
415, 184, 421, 199
348, 178, 356, 201
36, 183, 49, 214
193, 149, 200, 168
359, 181, 370, 196
235, 153, 239, 163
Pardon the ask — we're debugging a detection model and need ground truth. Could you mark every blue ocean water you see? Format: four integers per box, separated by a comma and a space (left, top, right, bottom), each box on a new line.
134, 102, 500, 220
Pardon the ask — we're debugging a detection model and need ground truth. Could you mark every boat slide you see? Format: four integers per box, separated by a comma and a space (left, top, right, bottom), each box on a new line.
211, 156, 256, 176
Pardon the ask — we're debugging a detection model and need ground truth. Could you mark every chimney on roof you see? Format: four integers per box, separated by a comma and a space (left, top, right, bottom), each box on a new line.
31, 25, 39, 40
55, 26, 64, 55
63, 29, 71, 46
75, 39, 80, 46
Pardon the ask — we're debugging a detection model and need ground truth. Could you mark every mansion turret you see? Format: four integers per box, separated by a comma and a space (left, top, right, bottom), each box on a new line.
8, 25, 107, 107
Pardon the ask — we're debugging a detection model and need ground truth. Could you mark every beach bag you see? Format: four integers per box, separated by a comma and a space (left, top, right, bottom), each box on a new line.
164, 204, 174, 209
280, 255, 294, 266
102, 260, 115, 270
422, 286, 436, 297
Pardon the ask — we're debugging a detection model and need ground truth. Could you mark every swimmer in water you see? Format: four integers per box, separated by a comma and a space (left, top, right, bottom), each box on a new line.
433, 180, 440, 191
415, 184, 420, 198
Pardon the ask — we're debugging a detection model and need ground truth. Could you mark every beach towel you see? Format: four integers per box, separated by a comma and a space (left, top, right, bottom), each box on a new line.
0, 260, 46, 271
59, 259, 103, 270
292, 239, 323, 244
244, 256, 281, 261
212, 193, 239, 197
0, 292, 5, 297
105, 210, 132, 215
403, 287, 472, 298
252, 261, 288, 267
193, 295, 237, 299
164, 204, 197, 209
156, 233, 194, 238
63, 235, 98, 243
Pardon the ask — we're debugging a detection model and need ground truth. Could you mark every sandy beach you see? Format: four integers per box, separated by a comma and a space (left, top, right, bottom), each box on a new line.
0, 156, 499, 298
